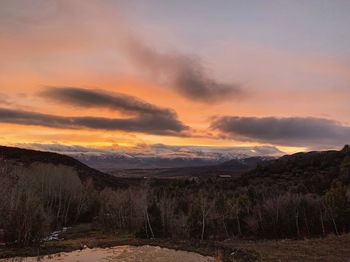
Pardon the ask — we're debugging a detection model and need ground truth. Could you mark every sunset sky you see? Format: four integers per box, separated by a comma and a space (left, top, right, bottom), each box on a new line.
1, 0, 350, 156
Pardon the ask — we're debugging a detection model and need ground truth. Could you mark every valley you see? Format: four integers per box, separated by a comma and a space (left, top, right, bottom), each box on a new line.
1, 145, 350, 261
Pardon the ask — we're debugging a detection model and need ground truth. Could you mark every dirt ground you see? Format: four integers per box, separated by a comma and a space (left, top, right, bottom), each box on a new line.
1, 224, 350, 261
0, 245, 215, 262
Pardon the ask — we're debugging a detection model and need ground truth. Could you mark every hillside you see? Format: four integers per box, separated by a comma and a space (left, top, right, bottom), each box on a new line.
237, 145, 350, 193
218, 156, 272, 172
0, 145, 128, 188
3, 145, 350, 245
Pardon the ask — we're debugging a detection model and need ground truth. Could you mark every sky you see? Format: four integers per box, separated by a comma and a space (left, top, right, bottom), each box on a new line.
1, 0, 350, 156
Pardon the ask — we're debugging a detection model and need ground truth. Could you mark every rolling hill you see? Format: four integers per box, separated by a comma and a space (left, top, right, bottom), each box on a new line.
236, 145, 350, 193
0, 145, 128, 188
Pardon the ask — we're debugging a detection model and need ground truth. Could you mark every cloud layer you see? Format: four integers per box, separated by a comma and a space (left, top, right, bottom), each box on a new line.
211, 116, 350, 148
125, 39, 241, 102
16, 143, 283, 159
41, 86, 177, 117
0, 87, 188, 136
0, 107, 186, 135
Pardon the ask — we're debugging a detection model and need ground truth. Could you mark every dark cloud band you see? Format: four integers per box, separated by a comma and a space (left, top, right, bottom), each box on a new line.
211, 116, 350, 148
0, 107, 187, 136
41, 87, 176, 117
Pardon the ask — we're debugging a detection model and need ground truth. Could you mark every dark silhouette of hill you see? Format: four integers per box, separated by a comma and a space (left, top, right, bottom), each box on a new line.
218, 156, 272, 172
0, 145, 128, 188
237, 145, 350, 193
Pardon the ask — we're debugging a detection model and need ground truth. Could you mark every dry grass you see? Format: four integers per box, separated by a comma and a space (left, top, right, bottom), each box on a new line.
222, 234, 350, 261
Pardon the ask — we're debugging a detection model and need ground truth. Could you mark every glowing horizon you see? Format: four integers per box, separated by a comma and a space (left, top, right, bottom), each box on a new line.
1, 0, 350, 156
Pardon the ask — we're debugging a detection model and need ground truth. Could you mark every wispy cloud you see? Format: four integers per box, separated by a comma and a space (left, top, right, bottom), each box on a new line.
1, 0, 243, 103
124, 38, 242, 102
0, 94, 11, 105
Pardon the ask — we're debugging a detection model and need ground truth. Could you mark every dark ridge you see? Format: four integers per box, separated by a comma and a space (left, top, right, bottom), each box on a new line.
0, 145, 128, 189
239, 146, 350, 193
342, 144, 350, 153
218, 156, 272, 172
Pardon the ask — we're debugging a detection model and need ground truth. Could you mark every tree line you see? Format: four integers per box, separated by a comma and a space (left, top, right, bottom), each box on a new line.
1, 160, 350, 246
98, 179, 350, 240
0, 161, 97, 246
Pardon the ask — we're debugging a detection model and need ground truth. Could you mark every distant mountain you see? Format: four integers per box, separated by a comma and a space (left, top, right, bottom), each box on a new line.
74, 154, 226, 170
110, 156, 270, 179
0, 146, 128, 188
0, 145, 275, 184
14, 143, 283, 170
73, 154, 275, 171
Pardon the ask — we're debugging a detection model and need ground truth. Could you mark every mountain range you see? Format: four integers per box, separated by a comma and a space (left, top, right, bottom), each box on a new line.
1, 144, 350, 192
13, 143, 282, 170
